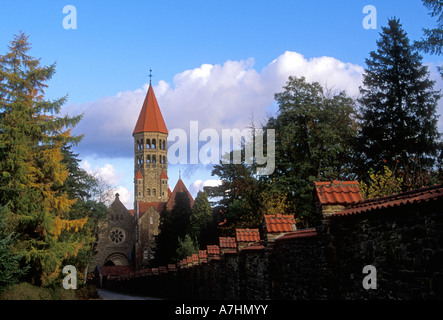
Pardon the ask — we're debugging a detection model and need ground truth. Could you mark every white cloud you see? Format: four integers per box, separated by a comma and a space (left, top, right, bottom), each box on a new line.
190, 179, 222, 196
66, 51, 367, 159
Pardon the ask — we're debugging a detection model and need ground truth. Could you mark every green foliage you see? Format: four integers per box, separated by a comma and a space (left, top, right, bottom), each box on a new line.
0, 33, 95, 287
415, 0, 443, 76
0, 282, 77, 300
189, 191, 214, 248
266, 76, 358, 225
176, 234, 198, 260
155, 191, 193, 264
357, 18, 442, 178
0, 206, 29, 293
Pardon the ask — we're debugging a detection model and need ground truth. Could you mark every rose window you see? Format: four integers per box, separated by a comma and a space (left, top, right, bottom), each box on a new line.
110, 228, 125, 244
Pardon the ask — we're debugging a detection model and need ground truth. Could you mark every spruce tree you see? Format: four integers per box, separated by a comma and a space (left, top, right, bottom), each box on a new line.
357, 18, 442, 179
0, 33, 86, 286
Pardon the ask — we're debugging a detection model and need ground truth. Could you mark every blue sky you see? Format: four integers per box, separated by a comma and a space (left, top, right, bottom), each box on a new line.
1, 1, 442, 208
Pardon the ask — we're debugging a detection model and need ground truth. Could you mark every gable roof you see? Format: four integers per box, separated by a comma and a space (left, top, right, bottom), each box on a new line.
333, 183, 443, 217
314, 180, 363, 205
138, 201, 166, 218
133, 84, 168, 135
236, 228, 260, 242
264, 214, 297, 233
166, 179, 194, 211
219, 237, 237, 248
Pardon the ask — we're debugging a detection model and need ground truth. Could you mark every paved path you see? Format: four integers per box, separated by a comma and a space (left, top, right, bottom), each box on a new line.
98, 288, 162, 300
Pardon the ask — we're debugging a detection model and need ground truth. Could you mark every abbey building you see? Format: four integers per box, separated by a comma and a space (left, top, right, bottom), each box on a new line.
94, 83, 194, 270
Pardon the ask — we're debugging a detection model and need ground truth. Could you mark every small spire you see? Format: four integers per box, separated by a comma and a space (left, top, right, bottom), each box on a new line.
179, 170, 181, 180
149, 69, 153, 85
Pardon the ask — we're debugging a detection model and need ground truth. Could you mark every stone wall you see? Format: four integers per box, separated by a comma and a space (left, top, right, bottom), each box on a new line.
101, 198, 443, 300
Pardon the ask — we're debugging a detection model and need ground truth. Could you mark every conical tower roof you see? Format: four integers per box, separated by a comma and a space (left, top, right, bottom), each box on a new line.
133, 84, 168, 135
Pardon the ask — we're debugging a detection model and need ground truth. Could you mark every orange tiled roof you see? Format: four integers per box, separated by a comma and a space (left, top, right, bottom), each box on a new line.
135, 170, 143, 179
314, 180, 363, 205
207, 245, 220, 255
334, 184, 443, 217
138, 201, 166, 218
133, 84, 168, 135
160, 171, 168, 179
275, 228, 318, 242
198, 250, 207, 259
236, 228, 260, 242
264, 214, 297, 233
168, 264, 177, 272
166, 179, 194, 211
241, 241, 265, 252
219, 237, 237, 248
100, 266, 135, 276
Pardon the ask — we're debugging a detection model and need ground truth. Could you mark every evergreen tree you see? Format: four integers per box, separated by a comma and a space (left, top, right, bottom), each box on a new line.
357, 18, 442, 181
0, 33, 87, 286
154, 191, 193, 264
0, 206, 29, 293
415, 0, 443, 77
189, 191, 214, 248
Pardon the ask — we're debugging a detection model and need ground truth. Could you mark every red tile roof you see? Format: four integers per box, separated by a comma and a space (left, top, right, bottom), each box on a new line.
138, 201, 166, 218
135, 170, 143, 180
264, 214, 297, 233
236, 228, 260, 242
241, 241, 265, 252
275, 228, 318, 242
160, 171, 168, 179
198, 250, 208, 259
100, 266, 135, 276
219, 237, 237, 248
314, 180, 363, 205
207, 245, 220, 255
133, 84, 168, 135
168, 264, 177, 272
334, 184, 443, 217
166, 179, 194, 211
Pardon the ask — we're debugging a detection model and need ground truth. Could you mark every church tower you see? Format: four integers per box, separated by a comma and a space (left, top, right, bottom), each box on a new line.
133, 84, 169, 205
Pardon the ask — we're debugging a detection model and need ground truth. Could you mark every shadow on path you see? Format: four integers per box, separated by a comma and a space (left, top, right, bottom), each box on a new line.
98, 288, 162, 300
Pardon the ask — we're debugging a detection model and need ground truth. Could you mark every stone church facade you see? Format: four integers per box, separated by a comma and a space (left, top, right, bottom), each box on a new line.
94, 82, 194, 270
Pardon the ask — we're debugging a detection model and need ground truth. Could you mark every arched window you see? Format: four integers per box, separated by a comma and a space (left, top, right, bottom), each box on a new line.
153, 189, 156, 197
163, 156, 166, 164
146, 139, 151, 149
147, 189, 151, 196
152, 139, 156, 149
152, 155, 156, 163
146, 155, 151, 163
162, 140, 166, 150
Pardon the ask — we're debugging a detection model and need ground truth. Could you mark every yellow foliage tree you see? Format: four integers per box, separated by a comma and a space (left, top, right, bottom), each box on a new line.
358, 166, 403, 200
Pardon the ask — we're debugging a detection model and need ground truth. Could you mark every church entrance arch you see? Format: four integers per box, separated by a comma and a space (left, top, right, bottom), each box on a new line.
104, 253, 130, 266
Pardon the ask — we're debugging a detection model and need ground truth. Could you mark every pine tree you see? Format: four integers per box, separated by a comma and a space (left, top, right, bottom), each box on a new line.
357, 18, 442, 180
0, 33, 86, 286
